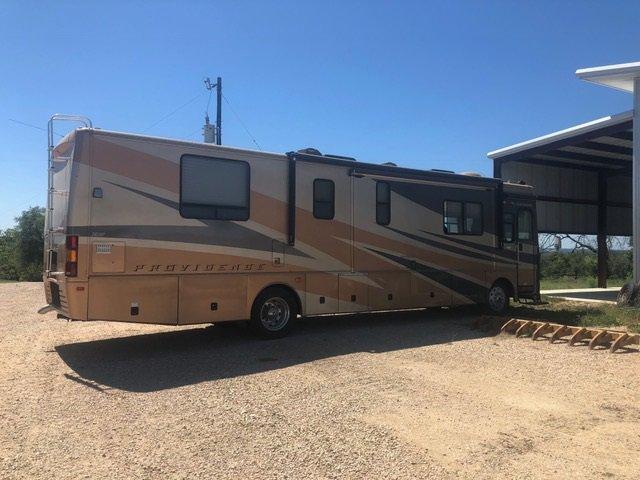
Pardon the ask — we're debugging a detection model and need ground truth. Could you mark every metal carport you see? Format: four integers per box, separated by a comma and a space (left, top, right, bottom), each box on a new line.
488, 61, 640, 288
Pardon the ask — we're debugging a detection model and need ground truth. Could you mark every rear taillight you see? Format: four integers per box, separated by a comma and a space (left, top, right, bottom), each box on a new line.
65, 235, 78, 277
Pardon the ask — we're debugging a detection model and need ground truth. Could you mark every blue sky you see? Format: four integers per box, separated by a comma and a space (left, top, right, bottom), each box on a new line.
1, 0, 639, 229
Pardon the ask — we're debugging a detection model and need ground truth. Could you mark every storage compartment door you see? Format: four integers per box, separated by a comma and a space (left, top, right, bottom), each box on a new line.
88, 276, 178, 324
338, 274, 369, 313
178, 274, 248, 324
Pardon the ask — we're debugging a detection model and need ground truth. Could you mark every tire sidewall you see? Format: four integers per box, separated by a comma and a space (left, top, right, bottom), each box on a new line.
250, 288, 298, 338
487, 284, 509, 314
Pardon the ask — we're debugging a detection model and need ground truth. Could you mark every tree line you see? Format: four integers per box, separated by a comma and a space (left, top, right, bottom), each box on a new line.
540, 249, 632, 282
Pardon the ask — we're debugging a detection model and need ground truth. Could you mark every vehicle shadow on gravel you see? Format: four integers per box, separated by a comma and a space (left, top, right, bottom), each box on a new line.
55, 307, 488, 392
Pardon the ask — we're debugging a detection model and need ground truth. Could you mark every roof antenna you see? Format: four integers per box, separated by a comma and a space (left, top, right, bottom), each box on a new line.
203, 77, 222, 144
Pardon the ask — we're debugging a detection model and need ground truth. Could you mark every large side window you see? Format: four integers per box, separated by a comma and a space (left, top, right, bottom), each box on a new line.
313, 179, 335, 220
517, 209, 533, 241
444, 200, 483, 235
443, 201, 463, 234
376, 181, 391, 225
180, 154, 250, 220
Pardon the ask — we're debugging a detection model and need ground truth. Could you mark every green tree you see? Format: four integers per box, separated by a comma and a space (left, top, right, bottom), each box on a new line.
14, 207, 45, 281
0, 207, 45, 281
0, 227, 18, 280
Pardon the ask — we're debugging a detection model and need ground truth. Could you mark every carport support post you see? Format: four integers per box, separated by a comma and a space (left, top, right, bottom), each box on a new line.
597, 171, 607, 288
634, 77, 640, 284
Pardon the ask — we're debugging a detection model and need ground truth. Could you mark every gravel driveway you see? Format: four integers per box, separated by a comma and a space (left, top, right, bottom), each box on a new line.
1, 282, 639, 479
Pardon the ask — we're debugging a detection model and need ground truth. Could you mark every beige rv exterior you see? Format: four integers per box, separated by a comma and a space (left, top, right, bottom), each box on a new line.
43, 127, 538, 334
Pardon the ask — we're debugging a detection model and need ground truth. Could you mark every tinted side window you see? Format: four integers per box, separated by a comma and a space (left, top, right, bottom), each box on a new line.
313, 179, 335, 220
180, 155, 250, 220
518, 209, 533, 241
376, 182, 391, 225
443, 201, 463, 234
464, 202, 483, 235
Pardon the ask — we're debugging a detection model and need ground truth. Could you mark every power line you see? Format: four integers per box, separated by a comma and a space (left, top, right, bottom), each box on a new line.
222, 93, 262, 150
143, 92, 204, 132
8, 118, 63, 138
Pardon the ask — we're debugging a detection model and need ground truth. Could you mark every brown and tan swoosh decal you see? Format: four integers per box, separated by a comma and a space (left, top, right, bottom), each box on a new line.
366, 247, 487, 302
92, 182, 311, 258
387, 227, 514, 265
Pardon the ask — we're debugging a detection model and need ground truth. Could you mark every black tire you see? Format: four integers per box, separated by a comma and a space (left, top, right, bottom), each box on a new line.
486, 282, 509, 315
249, 287, 298, 338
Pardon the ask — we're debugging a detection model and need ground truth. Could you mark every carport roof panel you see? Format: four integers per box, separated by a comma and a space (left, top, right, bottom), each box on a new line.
487, 111, 632, 171
576, 61, 640, 93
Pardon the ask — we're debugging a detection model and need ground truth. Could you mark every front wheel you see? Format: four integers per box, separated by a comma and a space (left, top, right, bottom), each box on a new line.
250, 287, 298, 338
487, 283, 509, 315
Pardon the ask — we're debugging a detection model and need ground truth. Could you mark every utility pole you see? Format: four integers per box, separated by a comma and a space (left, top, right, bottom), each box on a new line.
203, 77, 222, 145
216, 76, 222, 145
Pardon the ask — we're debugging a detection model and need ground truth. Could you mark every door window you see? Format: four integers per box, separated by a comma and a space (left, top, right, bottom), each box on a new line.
517, 209, 533, 242
503, 213, 515, 243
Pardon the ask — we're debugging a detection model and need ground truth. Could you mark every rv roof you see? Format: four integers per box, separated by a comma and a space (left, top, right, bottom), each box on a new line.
76, 127, 503, 189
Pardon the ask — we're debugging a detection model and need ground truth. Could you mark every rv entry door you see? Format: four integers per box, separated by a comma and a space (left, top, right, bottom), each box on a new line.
502, 199, 537, 297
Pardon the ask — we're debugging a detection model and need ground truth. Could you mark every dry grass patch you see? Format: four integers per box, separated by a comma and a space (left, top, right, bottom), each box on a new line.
508, 297, 640, 333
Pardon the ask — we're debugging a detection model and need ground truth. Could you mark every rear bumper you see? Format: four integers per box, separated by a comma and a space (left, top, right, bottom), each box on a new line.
43, 275, 89, 319
44, 276, 62, 306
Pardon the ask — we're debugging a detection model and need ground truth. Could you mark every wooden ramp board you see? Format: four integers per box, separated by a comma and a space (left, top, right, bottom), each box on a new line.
473, 316, 639, 353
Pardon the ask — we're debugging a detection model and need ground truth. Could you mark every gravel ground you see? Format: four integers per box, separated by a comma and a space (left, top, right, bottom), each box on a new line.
1, 282, 639, 479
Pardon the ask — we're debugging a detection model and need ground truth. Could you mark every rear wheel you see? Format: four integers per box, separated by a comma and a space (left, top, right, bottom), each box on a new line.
487, 283, 509, 314
250, 287, 298, 338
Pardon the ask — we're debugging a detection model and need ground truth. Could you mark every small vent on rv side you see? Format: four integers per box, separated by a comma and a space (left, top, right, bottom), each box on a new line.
95, 243, 112, 254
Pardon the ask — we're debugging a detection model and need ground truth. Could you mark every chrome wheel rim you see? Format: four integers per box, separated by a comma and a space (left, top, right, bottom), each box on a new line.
489, 286, 506, 312
259, 297, 290, 331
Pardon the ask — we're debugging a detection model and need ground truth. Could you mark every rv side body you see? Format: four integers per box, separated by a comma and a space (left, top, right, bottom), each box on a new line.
43, 128, 538, 325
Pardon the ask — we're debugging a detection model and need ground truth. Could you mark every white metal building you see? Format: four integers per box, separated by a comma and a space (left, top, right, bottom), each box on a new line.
488, 62, 640, 287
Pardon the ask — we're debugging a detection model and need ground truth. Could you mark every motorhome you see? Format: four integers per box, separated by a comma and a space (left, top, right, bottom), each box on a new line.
42, 115, 539, 337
